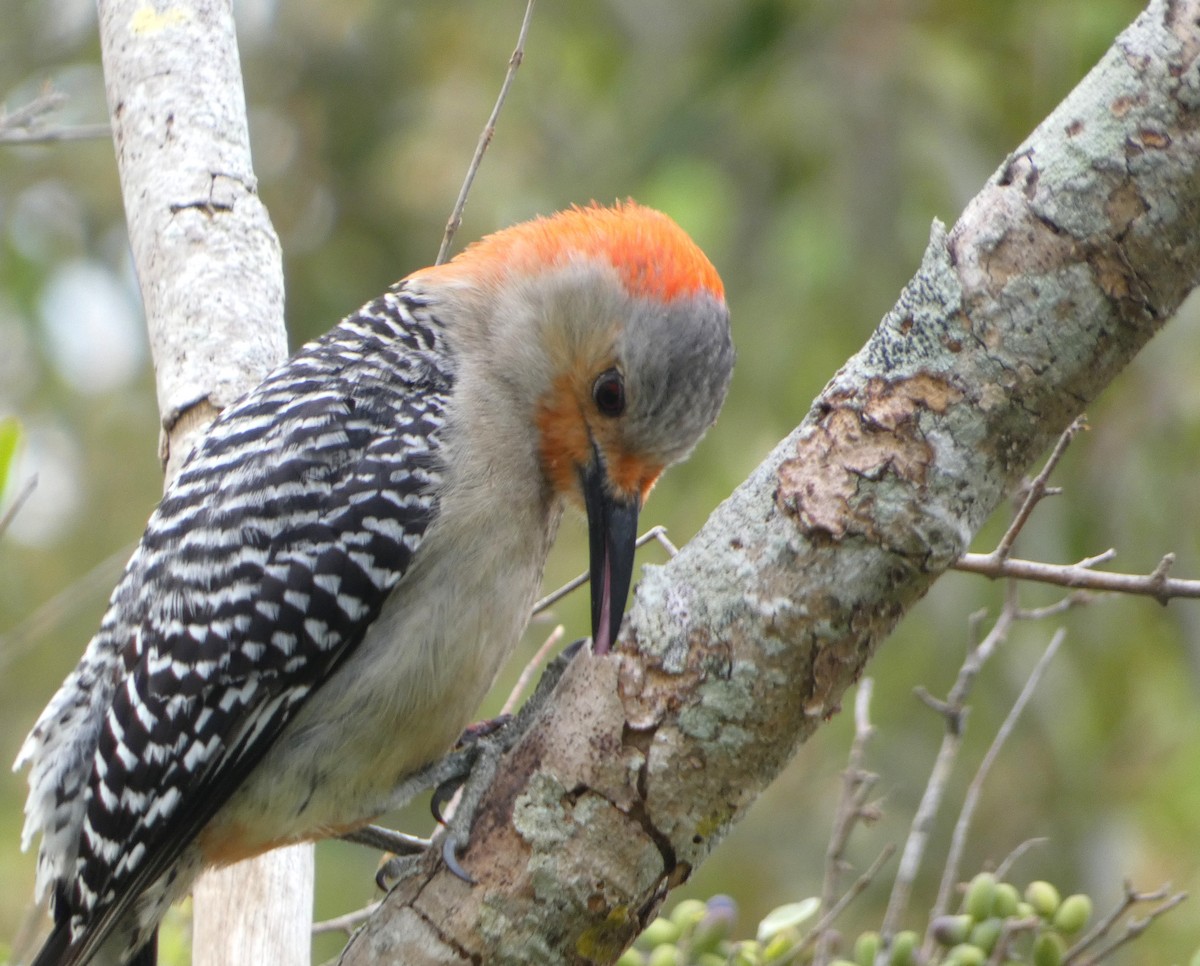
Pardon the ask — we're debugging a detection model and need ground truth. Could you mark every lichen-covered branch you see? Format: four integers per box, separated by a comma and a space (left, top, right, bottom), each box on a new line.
339, 2, 1200, 962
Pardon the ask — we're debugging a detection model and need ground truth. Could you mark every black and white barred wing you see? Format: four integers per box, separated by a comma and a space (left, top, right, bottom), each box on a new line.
16, 288, 453, 958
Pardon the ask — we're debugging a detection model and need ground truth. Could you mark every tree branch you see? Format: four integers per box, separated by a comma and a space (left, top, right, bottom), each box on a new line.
953, 551, 1200, 602
338, 3, 1200, 961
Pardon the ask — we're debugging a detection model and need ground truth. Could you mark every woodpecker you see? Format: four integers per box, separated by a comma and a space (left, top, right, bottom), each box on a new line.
15, 201, 734, 966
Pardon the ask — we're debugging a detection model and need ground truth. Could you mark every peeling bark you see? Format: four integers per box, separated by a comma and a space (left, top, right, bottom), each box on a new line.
339, 2, 1200, 962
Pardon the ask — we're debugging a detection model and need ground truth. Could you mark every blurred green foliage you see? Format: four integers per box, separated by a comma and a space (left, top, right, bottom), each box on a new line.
3, 0, 1198, 963
0, 418, 19, 503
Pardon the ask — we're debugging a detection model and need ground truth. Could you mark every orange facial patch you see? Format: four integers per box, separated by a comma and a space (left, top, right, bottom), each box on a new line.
610, 451, 664, 506
424, 201, 725, 305
536, 373, 594, 502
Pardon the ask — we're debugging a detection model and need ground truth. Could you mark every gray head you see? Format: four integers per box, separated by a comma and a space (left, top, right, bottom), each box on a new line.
419, 201, 734, 651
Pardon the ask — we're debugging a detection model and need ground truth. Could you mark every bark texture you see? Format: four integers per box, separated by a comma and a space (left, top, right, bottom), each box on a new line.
94, 2, 311, 964
339, 2, 1200, 962
97, 0, 287, 478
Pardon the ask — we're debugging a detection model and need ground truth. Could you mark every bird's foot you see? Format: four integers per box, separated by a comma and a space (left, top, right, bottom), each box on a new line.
349, 639, 583, 889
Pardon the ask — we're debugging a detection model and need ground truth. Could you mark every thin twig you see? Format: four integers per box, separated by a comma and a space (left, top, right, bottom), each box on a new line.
814, 679, 877, 966
991, 416, 1086, 561
530, 525, 672, 616
435, 0, 536, 265
1015, 593, 1093, 621
2, 89, 67, 127
928, 628, 1065, 944
1063, 881, 1185, 964
311, 902, 381, 936
793, 845, 896, 964
0, 88, 110, 145
985, 915, 1041, 966
501, 624, 564, 716
992, 837, 1047, 881
881, 605, 1016, 941
0, 541, 133, 675
0, 124, 112, 145
0, 474, 36, 536
651, 527, 679, 557
952, 552, 1200, 603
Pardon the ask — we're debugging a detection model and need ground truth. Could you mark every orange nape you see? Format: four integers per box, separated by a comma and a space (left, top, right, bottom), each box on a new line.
423, 201, 725, 305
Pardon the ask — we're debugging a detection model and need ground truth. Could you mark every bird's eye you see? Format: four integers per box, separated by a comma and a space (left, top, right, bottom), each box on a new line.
592, 369, 626, 418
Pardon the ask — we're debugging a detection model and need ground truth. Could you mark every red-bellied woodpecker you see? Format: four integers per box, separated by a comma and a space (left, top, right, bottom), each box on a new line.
15, 201, 734, 966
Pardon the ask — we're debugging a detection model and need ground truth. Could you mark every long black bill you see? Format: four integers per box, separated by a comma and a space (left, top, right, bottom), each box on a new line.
581, 454, 640, 656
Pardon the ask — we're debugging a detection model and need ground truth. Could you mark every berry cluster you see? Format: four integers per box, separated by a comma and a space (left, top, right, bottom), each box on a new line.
618, 872, 1095, 966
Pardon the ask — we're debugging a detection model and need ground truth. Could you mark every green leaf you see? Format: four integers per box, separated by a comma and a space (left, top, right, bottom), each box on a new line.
755, 898, 819, 943
0, 416, 21, 502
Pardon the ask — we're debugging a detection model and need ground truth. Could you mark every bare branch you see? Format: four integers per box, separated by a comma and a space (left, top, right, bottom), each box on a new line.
0, 540, 132, 675
992, 836, 1047, 881
1064, 881, 1187, 964
798, 844, 896, 963
0, 475, 37, 538
501, 624, 565, 716
927, 629, 1065, 948
435, 0, 536, 265
312, 903, 381, 937
992, 416, 1086, 561
0, 88, 110, 145
953, 552, 1200, 604
815, 679, 877, 965
882, 605, 1015, 941
530, 525, 673, 616
985, 915, 1041, 966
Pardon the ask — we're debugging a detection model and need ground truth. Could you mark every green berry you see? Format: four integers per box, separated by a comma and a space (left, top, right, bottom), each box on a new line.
729, 941, 761, 966
762, 932, 797, 962
854, 930, 880, 966
968, 918, 1002, 955
946, 943, 985, 966
671, 899, 708, 931
931, 914, 972, 947
647, 943, 682, 966
616, 950, 644, 966
1015, 901, 1036, 920
1024, 881, 1061, 919
890, 930, 919, 966
1052, 894, 1092, 935
993, 883, 1020, 918
964, 872, 998, 920
636, 917, 681, 950
696, 955, 728, 966
830, 960, 858, 966
1033, 931, 1066, 966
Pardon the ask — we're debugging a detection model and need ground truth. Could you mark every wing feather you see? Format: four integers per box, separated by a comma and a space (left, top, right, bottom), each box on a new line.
22, 286, 454, 961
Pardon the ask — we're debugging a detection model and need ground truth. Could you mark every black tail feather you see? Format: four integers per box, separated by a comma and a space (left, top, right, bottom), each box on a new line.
128, 931, 158, 966
28, 921, 70, 966
27, 922, 158, 966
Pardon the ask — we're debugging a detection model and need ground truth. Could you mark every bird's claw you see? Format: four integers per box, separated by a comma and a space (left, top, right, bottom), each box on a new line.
441, 833, 475, 884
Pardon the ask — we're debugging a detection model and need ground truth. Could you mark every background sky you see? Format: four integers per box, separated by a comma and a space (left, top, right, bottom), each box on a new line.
2, 0, 1198, 962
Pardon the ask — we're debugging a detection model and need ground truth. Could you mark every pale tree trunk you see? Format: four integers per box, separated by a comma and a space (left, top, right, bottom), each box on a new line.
337, 1, 1200, 962
94, 1, 311, 964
